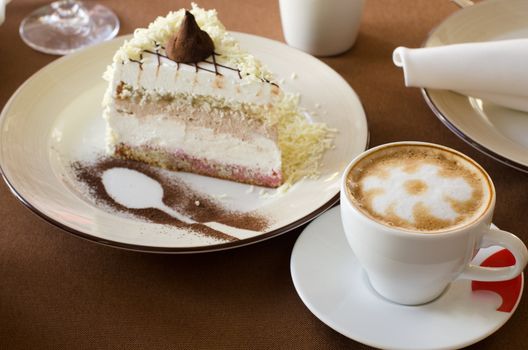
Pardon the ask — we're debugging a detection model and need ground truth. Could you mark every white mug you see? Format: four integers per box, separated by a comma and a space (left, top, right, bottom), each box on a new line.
340, 142, 528, 305
279, 0, 365, 56
0, 0, 11, 25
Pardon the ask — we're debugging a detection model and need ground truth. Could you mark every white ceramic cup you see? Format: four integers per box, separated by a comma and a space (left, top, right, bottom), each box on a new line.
279, 0, 365, 56
340, 142, 528, 305
0, 0, 11, 25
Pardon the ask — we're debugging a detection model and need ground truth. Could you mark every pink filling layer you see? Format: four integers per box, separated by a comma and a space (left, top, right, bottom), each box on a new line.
174, 150, 282, 187
116, 144, 283, 188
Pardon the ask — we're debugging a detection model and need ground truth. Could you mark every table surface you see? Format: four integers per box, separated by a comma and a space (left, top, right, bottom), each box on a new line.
1, 0, 527, 349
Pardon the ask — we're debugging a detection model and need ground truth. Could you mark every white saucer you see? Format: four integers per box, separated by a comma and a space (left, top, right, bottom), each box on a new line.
290, 206, 523, 350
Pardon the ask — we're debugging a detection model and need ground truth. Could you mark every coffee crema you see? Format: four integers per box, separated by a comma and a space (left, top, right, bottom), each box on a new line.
346, 144, 492, 232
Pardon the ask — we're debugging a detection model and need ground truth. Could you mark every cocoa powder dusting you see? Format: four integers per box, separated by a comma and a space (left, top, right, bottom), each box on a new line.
71, 157, 270, 243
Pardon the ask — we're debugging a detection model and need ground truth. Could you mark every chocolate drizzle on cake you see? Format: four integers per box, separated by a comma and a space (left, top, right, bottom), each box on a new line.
142, 48, 223, 75
141, 47, 240, 77
204, 56, 243, 78
263, 78, 279, 87
154, 45, 161, 67
129, 58, 143, 70
211, 53, 219, 75
137, 51, 272, 84
71, 157, 270, 243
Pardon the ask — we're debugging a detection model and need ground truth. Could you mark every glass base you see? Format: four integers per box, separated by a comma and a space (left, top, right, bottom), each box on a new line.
19, 1, 120, 55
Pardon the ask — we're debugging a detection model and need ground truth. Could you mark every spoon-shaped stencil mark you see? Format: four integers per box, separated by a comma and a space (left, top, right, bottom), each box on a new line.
102, 167, 195, 224
101, 168, 259, 240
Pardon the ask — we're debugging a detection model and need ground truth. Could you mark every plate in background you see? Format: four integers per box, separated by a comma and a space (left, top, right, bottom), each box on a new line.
422, 0, 528, 172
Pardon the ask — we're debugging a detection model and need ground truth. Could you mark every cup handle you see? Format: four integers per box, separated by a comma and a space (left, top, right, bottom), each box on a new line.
459, 227, 528, 281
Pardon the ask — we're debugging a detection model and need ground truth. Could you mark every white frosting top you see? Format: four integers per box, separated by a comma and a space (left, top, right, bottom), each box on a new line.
113, 3, 273, 83
107, 57, 282, 106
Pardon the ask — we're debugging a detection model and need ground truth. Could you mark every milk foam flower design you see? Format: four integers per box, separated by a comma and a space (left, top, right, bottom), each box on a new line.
362, 164, 473, 223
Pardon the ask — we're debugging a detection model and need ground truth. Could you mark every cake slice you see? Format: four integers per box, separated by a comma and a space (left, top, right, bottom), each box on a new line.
103, 5, 284, 187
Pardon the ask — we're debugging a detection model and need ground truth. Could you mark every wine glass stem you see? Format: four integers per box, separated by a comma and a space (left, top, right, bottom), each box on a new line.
47, 0, 91, 35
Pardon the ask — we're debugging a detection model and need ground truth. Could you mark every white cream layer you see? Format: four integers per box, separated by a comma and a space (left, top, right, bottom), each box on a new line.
104, 109, 282, 171
106, 57, 282, 106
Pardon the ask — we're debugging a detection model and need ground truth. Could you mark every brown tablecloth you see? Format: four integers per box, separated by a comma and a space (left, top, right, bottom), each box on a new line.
1, 0, 527, 349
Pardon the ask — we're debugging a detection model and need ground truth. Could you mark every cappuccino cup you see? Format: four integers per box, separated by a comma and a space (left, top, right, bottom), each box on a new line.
340, 141, 528, 305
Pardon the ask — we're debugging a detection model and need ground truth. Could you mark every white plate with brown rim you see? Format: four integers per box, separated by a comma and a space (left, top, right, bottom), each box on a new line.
0, 33, 368, 253
422, 0, 528, 173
